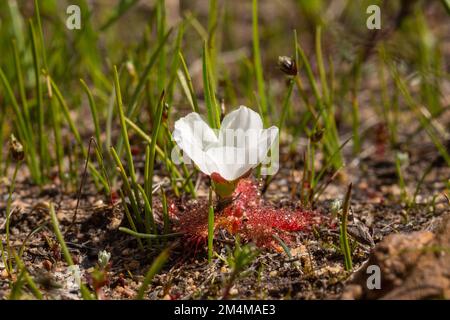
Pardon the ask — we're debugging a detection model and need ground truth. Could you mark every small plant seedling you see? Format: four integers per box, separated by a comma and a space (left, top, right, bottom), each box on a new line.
218, 238, 259, 300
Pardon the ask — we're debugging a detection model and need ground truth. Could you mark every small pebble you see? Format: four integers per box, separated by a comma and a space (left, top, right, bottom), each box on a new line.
122, 287, 135, 298
1, 269, 9, 279
229, 287, 238, 296
94, 200, 104, 206
42, 260, 53, 271
115, 286, 124, 293
126, 260, 140, 270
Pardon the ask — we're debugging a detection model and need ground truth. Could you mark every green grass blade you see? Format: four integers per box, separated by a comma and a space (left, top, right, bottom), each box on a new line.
166, 24, 185, 103
110, 146, 142, 226
0, 68, 41, 183
161, 188, 170, 236
135, 248, 170, 300
99, 0, 140, 31
49, 203, 94, 299
315, 26, 329, 104
442, 0, 450, 15
125, 117, 182, 179
127, 28, 173, 119
113, 65, 138, 184
252, 0, 268, 124
340, 184, 353, 271
49, 95, 64, 184
6, 0, 26, 51
389, 64, 450, 166
9, 268, 26, 299
49, 203, 74, 266
119, 227, 181, 239
29, 19, 46, 174
178, 51, 199, 112
11, 40, 31, 130
277, 79, 295, 132
156, 0, 167, 94
118, 189, 144, 250
33, 0, 48, 69
12, 251, 43, 300
136, 183, 157, 246
145, 91, 165, 200
207, 0, 219, 80
52, 79, 109, 190
80, 79, 102, 152
202, 42, 220, 128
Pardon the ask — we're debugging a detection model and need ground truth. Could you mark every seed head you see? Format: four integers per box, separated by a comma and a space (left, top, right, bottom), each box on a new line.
278, 56, 297, 76
162, 102, 169, 121
9, 134, 24, 162
310, 128, 325, 143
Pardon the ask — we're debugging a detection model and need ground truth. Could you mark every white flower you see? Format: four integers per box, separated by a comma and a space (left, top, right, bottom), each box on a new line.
173, 106, 278, 182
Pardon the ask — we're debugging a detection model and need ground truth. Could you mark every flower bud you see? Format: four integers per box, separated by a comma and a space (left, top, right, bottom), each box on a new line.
278, 56, 297, 76
126, 60, 137, 84
9, 134, 24, 162
331, 199, 342, 216
396, 152, 409, 166
162, 103, 169, 122
98, 250, 111, 269
220, 100, 226, 122
310, 128, 324, 143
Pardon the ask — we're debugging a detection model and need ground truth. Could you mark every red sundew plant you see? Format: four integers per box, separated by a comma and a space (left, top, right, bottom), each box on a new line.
169, 179, 323, 250
168, 200, 211, 253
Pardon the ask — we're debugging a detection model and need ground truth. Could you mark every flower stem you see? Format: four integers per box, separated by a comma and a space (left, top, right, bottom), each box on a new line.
208, 188, 215, 263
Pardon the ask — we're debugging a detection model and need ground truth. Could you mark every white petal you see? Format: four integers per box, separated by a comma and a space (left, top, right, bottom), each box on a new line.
220, 105, 263, 132
205, 127, 278, 181
205, 146, 254, 181
257, 126, 279, 163
173, 112, 219, 175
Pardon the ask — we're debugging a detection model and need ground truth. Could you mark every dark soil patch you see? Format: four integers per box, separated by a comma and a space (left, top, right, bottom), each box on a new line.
1, 139, 448, 299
